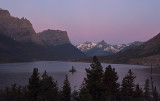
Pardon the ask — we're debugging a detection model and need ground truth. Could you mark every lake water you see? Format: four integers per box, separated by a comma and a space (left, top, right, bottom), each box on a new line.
0, 61, 159, 92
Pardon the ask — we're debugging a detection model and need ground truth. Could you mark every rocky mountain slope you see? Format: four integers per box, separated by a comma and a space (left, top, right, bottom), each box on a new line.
0, 9, 43, 44
99, 33, 160, 66
76, 40, 143, 56
38, 29, 70, 46
0, 9, 87, 62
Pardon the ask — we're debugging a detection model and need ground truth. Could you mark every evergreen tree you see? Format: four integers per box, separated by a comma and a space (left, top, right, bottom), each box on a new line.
21, 86, 28, 101
78, 83, 93, 101
0, 84, 27, 101
27, 68, 40, 101
39, 71, 59, 101
10, 84, 20, 101
16, 85, 23, 101
144, 79, 151, 101
71, 90, 79, 101
103, 65, 120, 101
84, 56, 104, 101
153, 87, 159, 101
0, 89, 4, 101
62, 75, 71, 101
134, 84, 144, 101
121, 69, 136, 101
5, 87, 10, 101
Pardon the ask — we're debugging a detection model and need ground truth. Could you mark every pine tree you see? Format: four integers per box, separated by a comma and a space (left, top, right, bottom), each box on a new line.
134, 84, 144, 101
153, 87, 159, 101
10, 84, 17, 101
27, 68, 40, 101
21, 86, 28, 101
103, 65, 120, 101
71, 90, 79, 101
39, 71, 59, 101
0, 89, 4, 101
121, 69, 136, 101
16, 85, 23, 101
62, 75, 71, 101
144, 79, 151, 101
84, 56, 104, 101
5, 87, 10, 101
78, 82, 93, 101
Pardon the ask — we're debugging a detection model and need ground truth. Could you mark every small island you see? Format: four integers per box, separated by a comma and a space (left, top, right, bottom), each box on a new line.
69, 66, 76, 73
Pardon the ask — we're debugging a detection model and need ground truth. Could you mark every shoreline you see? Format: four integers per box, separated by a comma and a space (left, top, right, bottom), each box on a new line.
0, 60, 158, 68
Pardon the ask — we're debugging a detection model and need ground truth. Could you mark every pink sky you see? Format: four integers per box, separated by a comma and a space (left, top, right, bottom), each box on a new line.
0, 0, 160, 44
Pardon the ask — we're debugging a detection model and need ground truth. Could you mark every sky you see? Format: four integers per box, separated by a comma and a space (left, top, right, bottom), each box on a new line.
0, 0, 160, 45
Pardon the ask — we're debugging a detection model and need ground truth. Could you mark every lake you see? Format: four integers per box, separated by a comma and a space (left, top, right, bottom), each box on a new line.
0, 61, 159, 92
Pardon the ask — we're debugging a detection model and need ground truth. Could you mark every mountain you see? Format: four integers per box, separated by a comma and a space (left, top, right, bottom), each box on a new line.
0, 8, 43, 44
76, 41, 97, 52
121, 41, 144, 51
38, 29, 70, 46
99, 33, 160, 66
96, 40, 110, 48
76, 40, 143, 56
0, 33, 55, 62
86, 40, 115, 56
0, 9, 87, 62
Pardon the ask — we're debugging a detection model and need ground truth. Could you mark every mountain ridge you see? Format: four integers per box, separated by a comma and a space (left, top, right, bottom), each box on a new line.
0, 8, 43, 45
99, 33, 160, 66
0, 9, 88, 62
38, 29, 71, 46
76, 40, 143, 56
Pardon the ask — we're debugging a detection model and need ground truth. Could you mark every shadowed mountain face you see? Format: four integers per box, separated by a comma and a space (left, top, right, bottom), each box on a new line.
0, 9, 87, 62
0, 33, 52, 62
99, 33, 160, 66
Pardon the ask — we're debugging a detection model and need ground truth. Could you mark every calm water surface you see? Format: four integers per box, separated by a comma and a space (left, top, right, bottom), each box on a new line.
0, 61, 159, 92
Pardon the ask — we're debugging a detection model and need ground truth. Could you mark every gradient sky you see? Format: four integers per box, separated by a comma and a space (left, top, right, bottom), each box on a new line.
0, 0, 160, 45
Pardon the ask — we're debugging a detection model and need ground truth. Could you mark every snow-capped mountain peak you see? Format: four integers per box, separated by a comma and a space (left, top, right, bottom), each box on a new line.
97, 40, 109, 48
76, 41, 143, 56
76, 41, 97, 52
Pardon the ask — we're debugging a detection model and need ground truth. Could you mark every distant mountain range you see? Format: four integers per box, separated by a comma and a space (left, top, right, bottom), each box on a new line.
0, 8, 87, 62
76, 33, 160, 66
76, 40, 143, 56
98, 33, 160, 66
